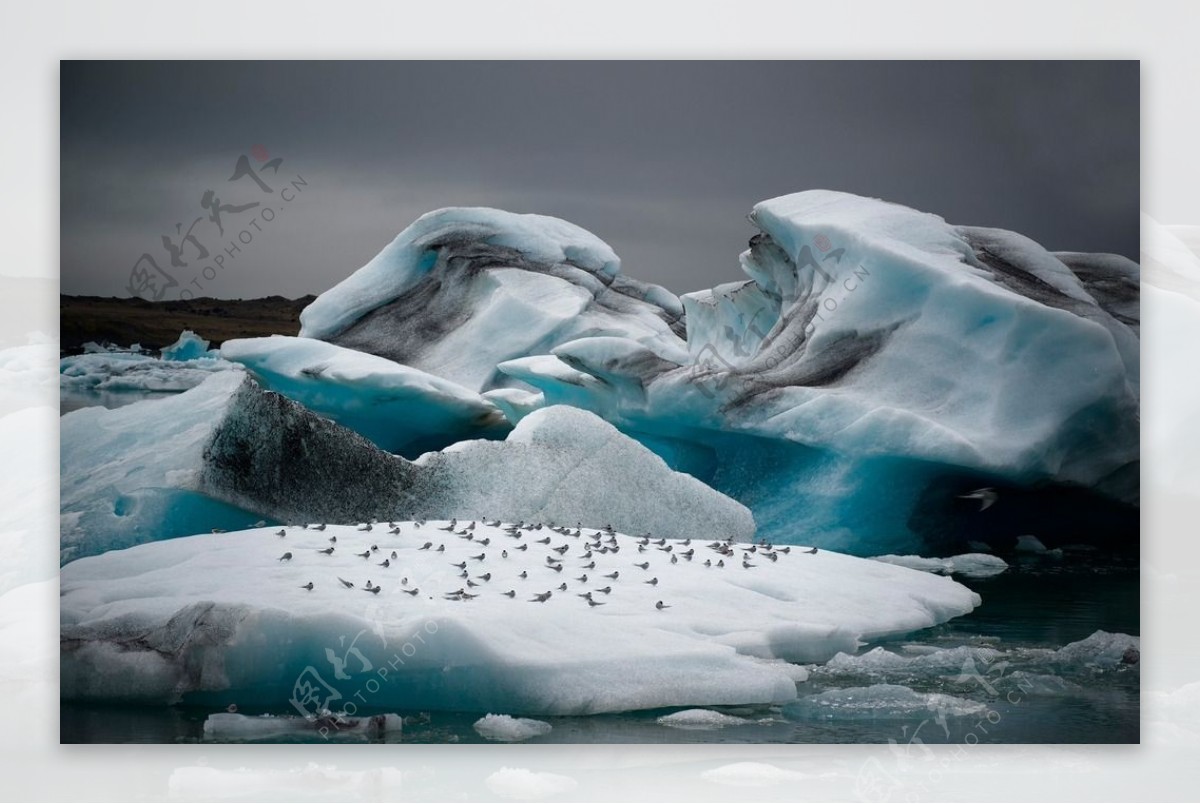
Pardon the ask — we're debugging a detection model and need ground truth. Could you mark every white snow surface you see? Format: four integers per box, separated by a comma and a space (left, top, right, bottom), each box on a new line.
60, 521, 980, 715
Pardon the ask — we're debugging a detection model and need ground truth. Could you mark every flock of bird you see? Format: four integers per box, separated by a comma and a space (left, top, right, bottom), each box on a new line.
268, 517, 818, 611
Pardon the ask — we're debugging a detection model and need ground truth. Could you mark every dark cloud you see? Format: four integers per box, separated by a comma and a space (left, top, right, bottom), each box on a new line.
60, 61, 1139, 299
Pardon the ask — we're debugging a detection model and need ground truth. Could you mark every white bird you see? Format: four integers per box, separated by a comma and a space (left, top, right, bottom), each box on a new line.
959, 487, 998, 511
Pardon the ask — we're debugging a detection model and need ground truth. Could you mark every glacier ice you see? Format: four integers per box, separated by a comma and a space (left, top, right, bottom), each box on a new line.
870, 553, 1008, 579
202, 711, 403, 741
298, 207, 687, 393
60, 521, 980, 714
806, 631, 1139, 689
61, 373, 754, 559
1049, 630, 1140, 669
60, 371, 421, 562
221, 336, 508, 456
161, 329, 221, 361
414, 405, 755, 544
60, 348, 235, 397
291, 192, 1138, 554
656, 709, 755, 730
473, 714, 552, 742
783, 684, 987, 721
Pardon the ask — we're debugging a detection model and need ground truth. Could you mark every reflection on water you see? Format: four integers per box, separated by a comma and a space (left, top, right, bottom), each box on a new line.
60, 552, 1138, 745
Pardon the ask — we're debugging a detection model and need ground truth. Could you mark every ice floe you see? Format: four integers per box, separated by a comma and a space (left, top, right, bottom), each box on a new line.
60, 521, 980, 714
871, 553, 1009, 579
473, 714, 553, 742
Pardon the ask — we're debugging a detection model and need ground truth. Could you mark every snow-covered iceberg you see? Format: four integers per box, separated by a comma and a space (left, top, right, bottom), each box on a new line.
413, 405, 755, 544
221, 336, 508, 456
60, 521, 980, 714
298, 207, 688, 393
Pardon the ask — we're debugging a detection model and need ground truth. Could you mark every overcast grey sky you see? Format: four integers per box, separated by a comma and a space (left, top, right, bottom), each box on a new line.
60, 61, 1138, 300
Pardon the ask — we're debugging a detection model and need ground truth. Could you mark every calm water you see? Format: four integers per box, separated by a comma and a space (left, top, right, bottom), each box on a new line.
60, 551, 1139, 744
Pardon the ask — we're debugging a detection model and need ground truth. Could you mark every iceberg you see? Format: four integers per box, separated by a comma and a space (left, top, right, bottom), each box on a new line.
298, 207, 688, 393
60, 371, 420, 562
483, 191, 1139, 552
60, 349, 235, 396
472, 714, 552, 742
161, 329, 220, 361
294, 192, 1137, 554
60, 521, 980, 714
61, 372, 752, 559
656, 709, 755, 730
414, 405, 755, 544
221, 336, 508, 456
